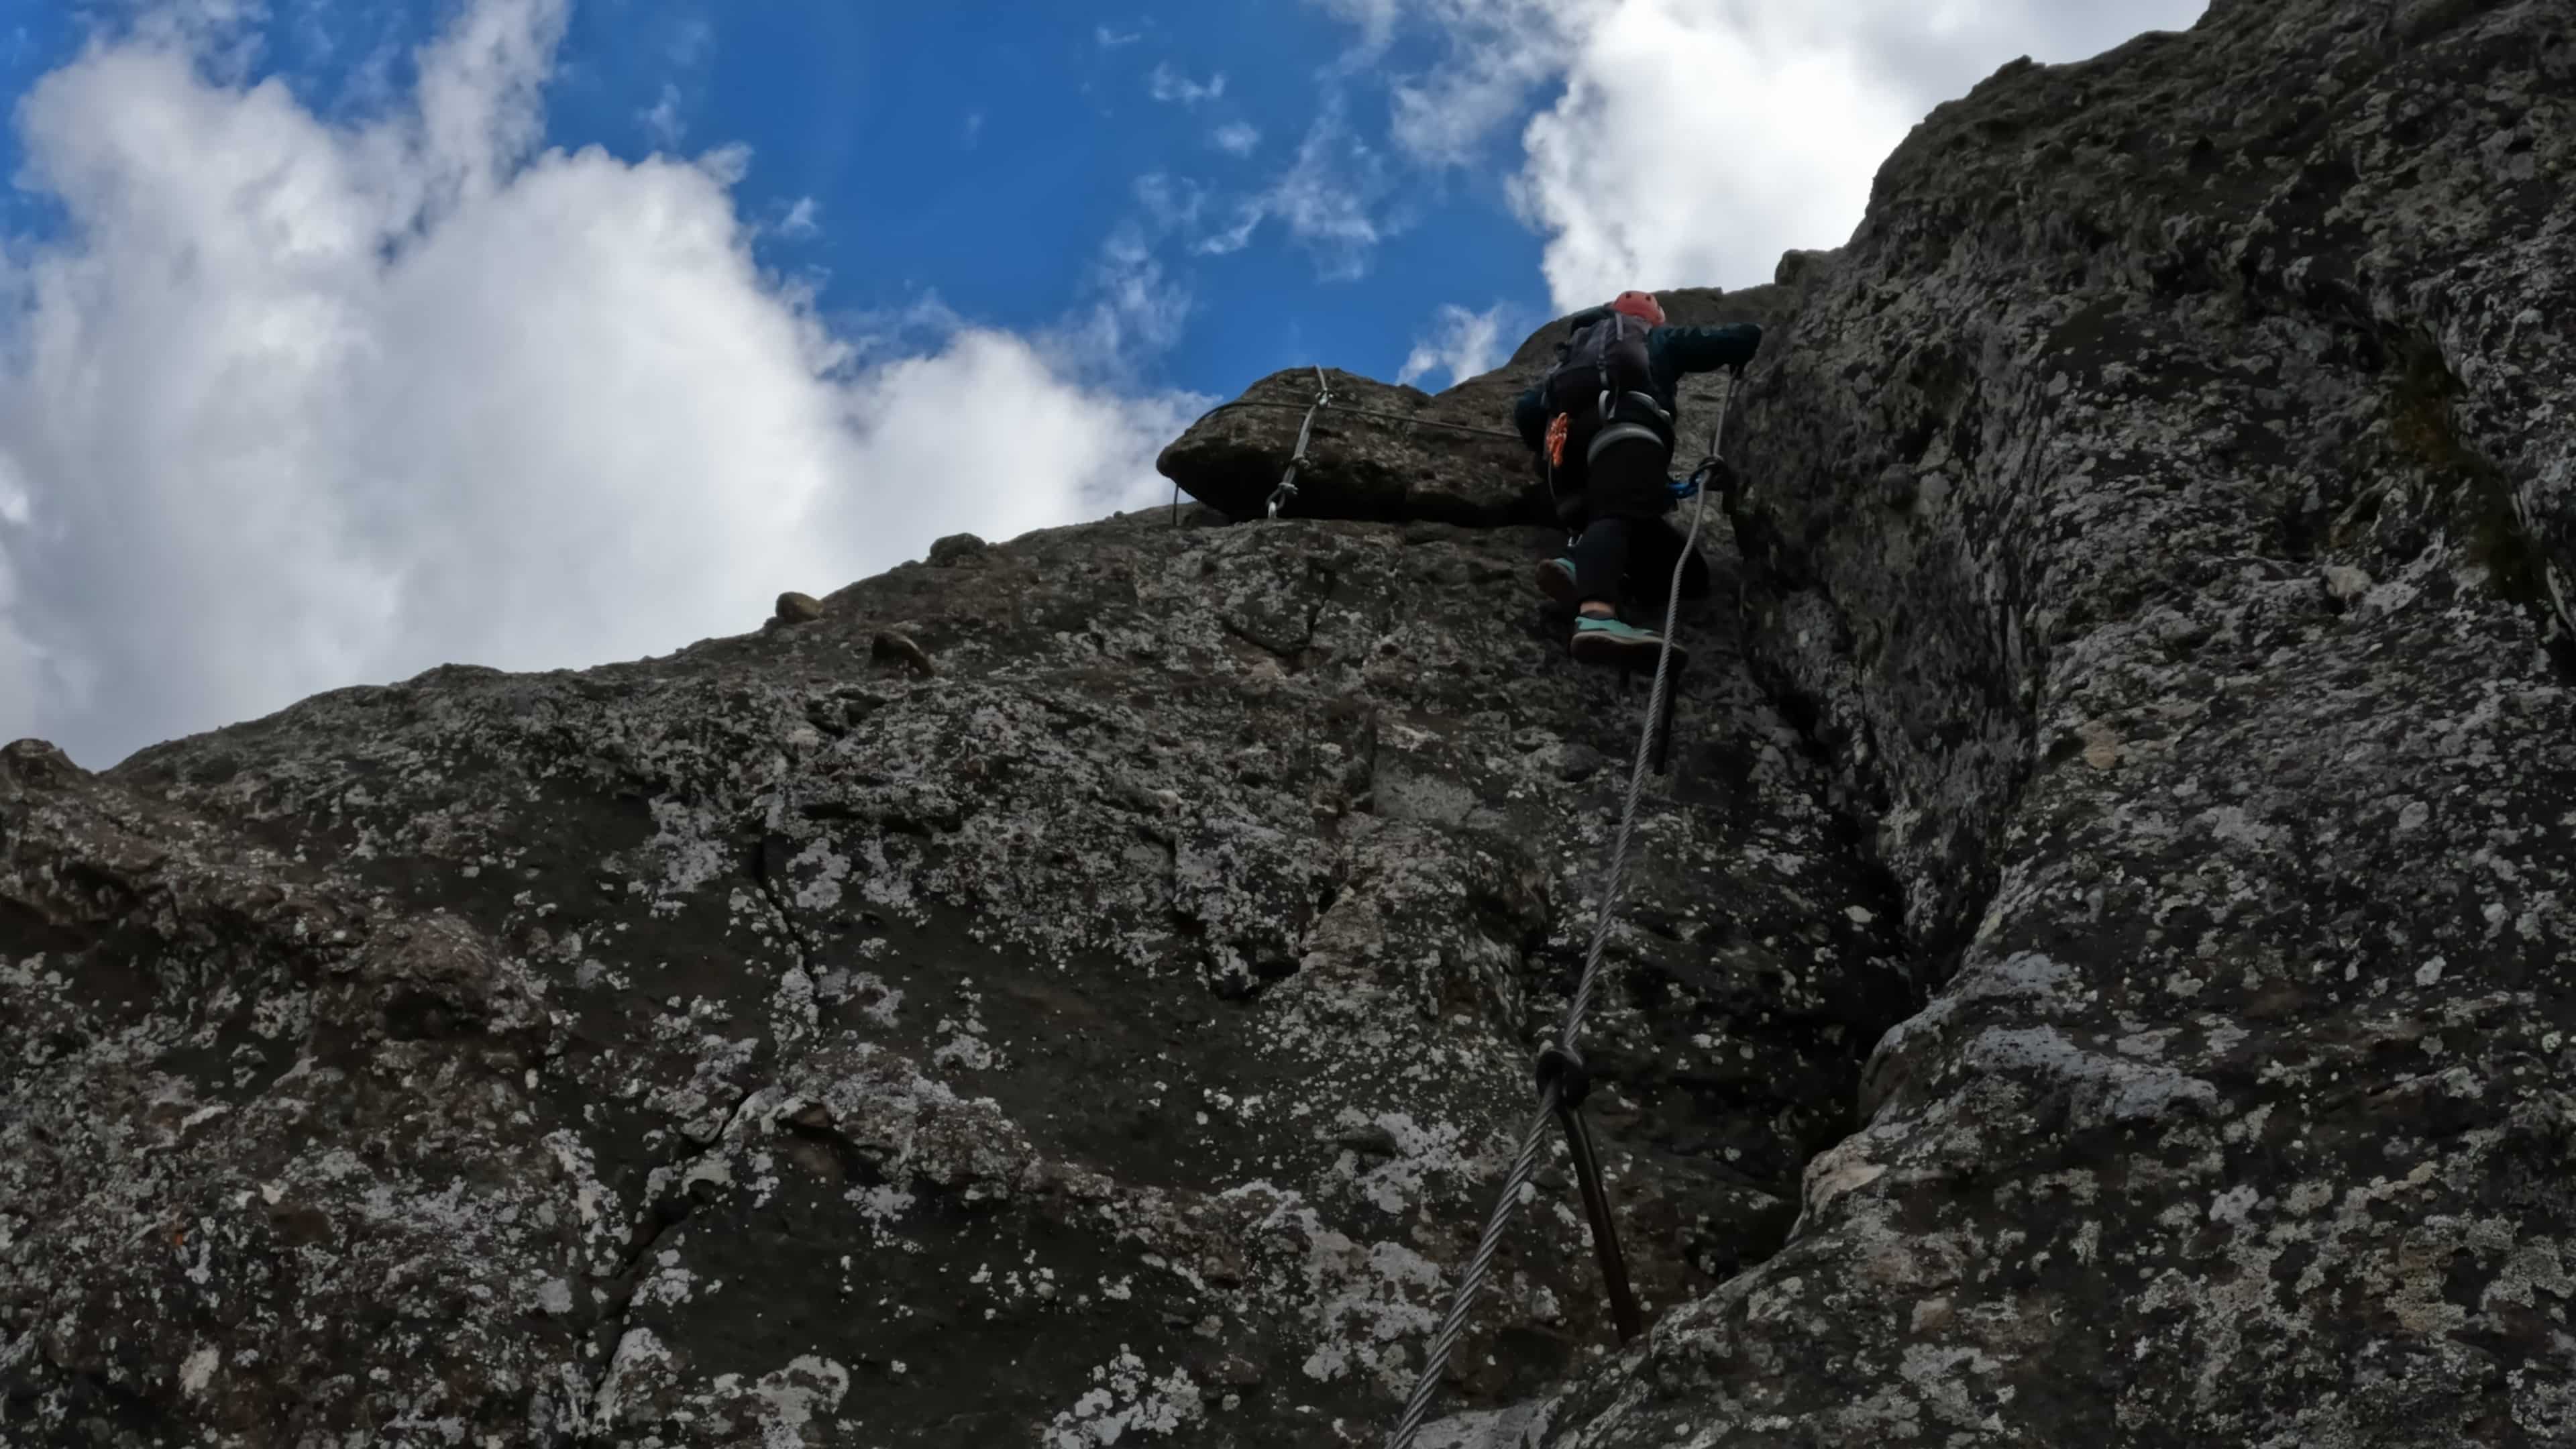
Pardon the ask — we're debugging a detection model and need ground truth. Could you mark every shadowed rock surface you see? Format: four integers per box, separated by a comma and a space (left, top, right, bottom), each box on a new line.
0, 513, 1907, 1445
5, 0, 2573, 1444
1553, 0, 2576, 1443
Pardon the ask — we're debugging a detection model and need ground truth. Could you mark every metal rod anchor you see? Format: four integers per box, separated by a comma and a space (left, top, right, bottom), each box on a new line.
1535, 1042, 1644, 1342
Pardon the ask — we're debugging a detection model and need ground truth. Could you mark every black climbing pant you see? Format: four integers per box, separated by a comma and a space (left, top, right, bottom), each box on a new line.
1554, 421, 1709, 610
1569, 511, 1711, 609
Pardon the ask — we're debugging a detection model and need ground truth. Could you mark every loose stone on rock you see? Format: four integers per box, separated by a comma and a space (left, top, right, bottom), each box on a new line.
871, 630, 936, 676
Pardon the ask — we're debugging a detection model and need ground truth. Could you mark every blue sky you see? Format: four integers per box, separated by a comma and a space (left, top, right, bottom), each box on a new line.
0, 1, 1558, 400
0, 0, 2205, 765
535, 0, 1523, 386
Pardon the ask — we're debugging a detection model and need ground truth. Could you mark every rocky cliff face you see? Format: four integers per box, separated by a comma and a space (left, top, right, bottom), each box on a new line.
0, 512, 1909, 1448
4, 0, 2571, 1445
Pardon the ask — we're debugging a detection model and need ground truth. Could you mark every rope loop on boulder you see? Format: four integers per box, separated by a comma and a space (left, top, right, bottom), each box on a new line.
1267, 367, 1333, 520
1168, 374, 1528, 526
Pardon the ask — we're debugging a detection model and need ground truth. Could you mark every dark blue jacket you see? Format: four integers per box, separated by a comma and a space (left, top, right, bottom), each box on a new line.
1513, 310, 1763, 451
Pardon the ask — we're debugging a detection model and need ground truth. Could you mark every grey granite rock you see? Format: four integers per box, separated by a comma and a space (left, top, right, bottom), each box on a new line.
3, 513, 1902, 1445
6, 0, 2571, 1444
1560, 0, 2576, 1443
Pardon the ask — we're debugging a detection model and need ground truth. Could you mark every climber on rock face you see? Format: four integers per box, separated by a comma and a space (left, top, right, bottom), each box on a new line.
1513, 289, 1761, 667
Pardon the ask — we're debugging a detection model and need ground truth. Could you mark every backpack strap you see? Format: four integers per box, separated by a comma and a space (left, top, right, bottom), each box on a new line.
1597, 313, 1623, 424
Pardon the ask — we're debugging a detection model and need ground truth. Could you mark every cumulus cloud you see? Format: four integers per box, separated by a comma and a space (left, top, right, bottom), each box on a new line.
1397, 303, 1511, 389
0, 0, 1199, 766
1318, 0, 2209, 307
1210, 122, 1262, 156
1513, 0, 1918, 304
1519, 1, 2210, 305
1383, 0, 1569, 167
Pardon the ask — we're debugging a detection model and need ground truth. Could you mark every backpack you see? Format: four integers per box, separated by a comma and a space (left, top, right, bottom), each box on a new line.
1538, 313, 1675, 517
1544, 312, 1658, 424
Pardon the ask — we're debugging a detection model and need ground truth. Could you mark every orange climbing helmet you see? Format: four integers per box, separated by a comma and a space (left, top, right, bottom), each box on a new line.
1609, 290, 1666, 327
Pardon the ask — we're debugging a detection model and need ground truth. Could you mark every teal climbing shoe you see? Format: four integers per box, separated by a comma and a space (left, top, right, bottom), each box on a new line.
1535, 556, 1578, 606
1570, 615, 1684, 669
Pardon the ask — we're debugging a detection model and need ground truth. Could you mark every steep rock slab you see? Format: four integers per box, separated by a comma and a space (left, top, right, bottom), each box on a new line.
1160, 284, 1811, 527
1548, 1, 2576, 1444
3, 511, 1912, 1444
0, 741, 592, 1444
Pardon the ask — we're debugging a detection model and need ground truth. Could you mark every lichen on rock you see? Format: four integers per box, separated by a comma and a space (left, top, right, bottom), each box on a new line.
5, 0, 2573, 1444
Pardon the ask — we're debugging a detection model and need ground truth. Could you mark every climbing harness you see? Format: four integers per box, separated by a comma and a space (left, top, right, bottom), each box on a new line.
1383, 374, 1741, 1449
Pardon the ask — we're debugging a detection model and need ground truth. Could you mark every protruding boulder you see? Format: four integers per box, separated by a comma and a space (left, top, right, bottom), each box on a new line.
1155, 367, 1540, 525
926, 531, 989, 566
1774, 247, 1842, 289
0, 739, 83, 788
1162, 284, 1813, 527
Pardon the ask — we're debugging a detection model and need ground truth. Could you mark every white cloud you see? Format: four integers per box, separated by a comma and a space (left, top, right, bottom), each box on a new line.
1097, 25, 1144, 49
0, 0, 1200, 765
1041, 173, 1213, 378
1133, 172, 1207, 234
1397, 303, 1511, 389
1051, 221, 1191, 373
639, 80, 685, 146
1201, 104, 1392, 280
857, 331, 1194, 535
962, 109, 985, 147
1148, 62, 1225, 107
1313, 0, 2209, 307
1513, 0, 1917, 303
695, 140, 751, 186
111, 0, 270, 81
776, 195, 820, 238
0, 456, 42, 742
1384, 0, 1573, 166
1210, 122, 1261, 156
1310, 0, 1401, 61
